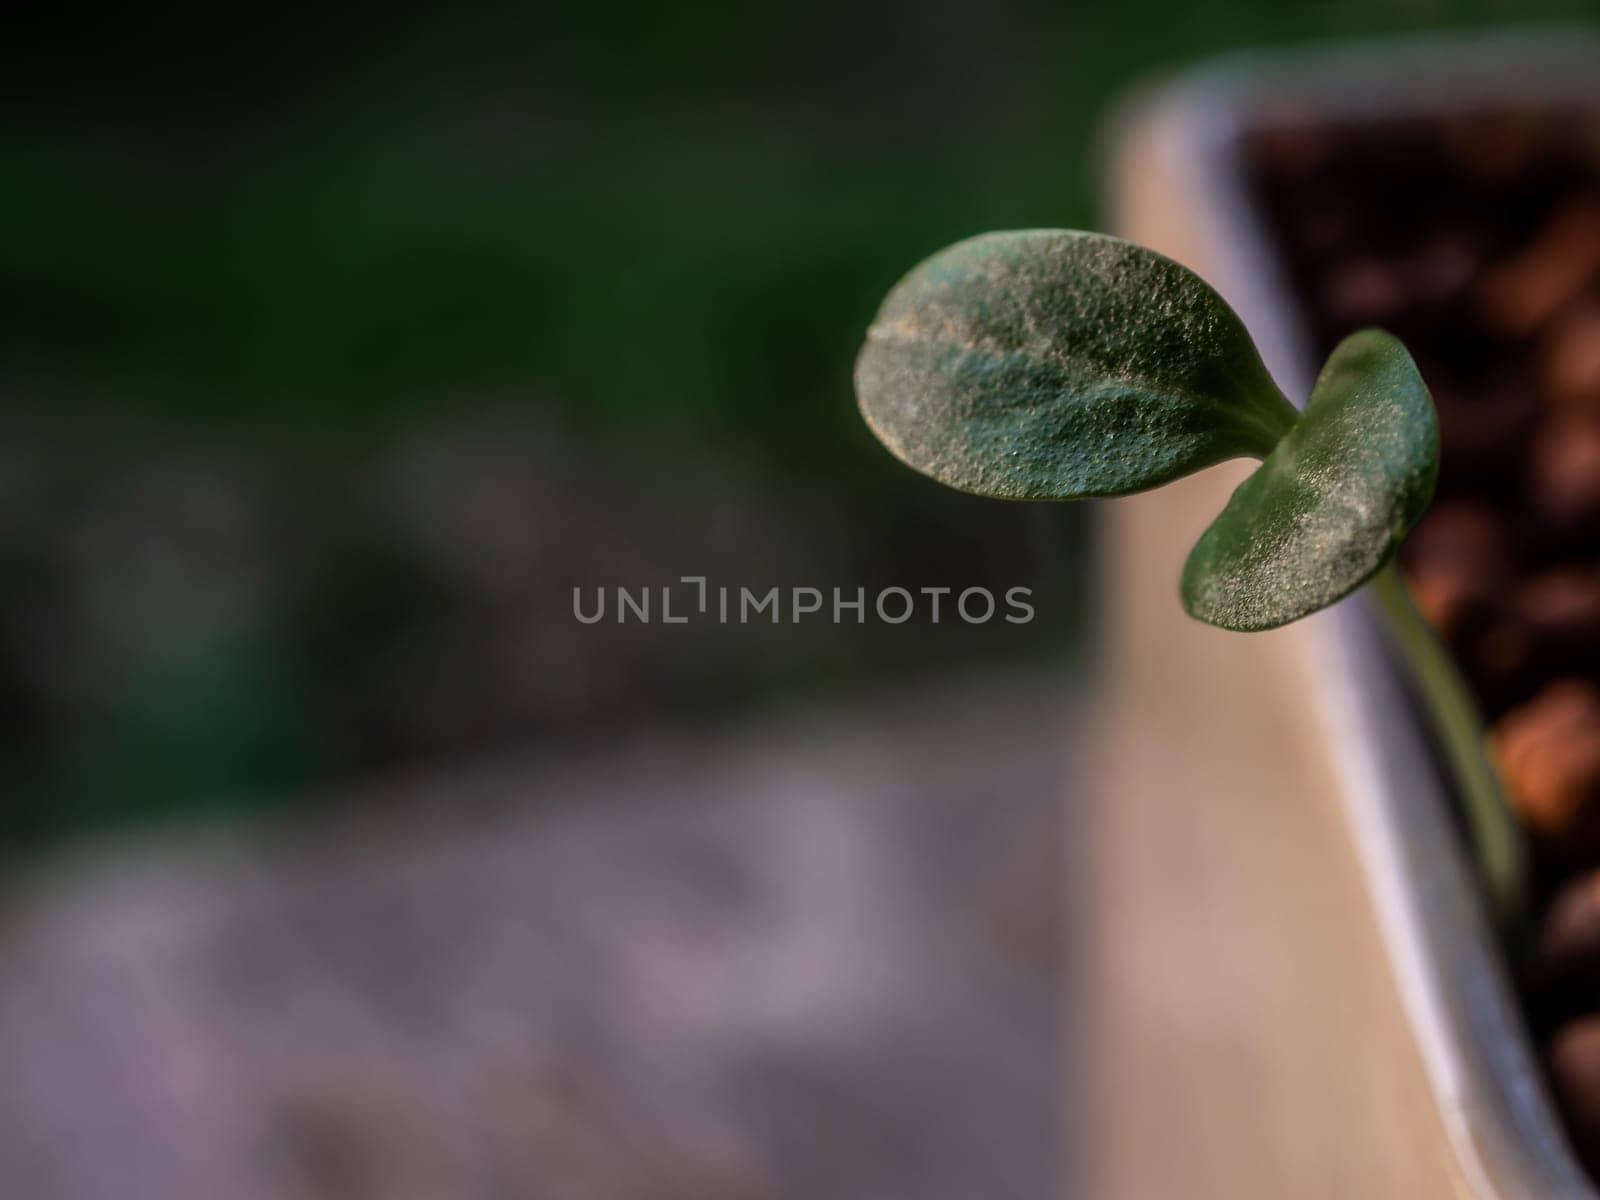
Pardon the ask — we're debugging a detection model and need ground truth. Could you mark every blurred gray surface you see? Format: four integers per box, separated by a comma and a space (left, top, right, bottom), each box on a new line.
0, 672, 1068, 1199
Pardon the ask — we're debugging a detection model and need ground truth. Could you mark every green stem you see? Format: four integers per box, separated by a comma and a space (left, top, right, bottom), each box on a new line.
1369, 563, 1527, 936
1237, 383, 1302, 459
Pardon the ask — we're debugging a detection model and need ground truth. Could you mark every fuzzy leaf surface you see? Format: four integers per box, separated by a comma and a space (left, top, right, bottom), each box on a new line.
1182, 329, 1438, 631
854, 230, 1296, 499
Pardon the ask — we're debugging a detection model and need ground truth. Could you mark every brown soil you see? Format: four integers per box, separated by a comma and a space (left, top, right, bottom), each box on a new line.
1245, 105, 1600, 1170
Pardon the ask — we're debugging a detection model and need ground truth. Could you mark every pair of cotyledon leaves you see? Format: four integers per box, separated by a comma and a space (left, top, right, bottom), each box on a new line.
855, 229, 1438, 632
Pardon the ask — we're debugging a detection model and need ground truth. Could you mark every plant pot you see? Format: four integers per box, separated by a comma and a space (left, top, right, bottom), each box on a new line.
1091, 33, 1600, 1199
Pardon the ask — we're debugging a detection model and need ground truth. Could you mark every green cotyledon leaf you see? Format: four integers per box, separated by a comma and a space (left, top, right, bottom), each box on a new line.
1181, 329, 1439, 632
854, 230, 1299, 499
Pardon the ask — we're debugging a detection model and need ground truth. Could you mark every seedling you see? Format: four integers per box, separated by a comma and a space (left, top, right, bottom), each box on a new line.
855, 228, 1526, 929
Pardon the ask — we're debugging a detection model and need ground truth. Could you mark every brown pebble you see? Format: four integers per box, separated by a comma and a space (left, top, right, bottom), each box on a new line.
1402, 501, 1512, 643
1528, 417, 1600, 534
1550, 1017, 1600, 1164
1320, 258, 1408, 327
1520, 568, 1600, 662
1406, 562, 1486, 644
1534, 870, 1600, 998
1406, 234, 1481, 306
1440, 110, 1542, 183
1543, 300, 1600, 415
1290, 203, 1353, 258
1492, 681, 1600, 854
1248, 117, 1328, 178
1406, 500, 1511, 574
1478, 197, 1600, 338
1407, 498, 1511, 574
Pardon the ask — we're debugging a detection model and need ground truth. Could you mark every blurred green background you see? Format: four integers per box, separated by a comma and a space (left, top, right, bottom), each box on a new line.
3, 1, 1597, 852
